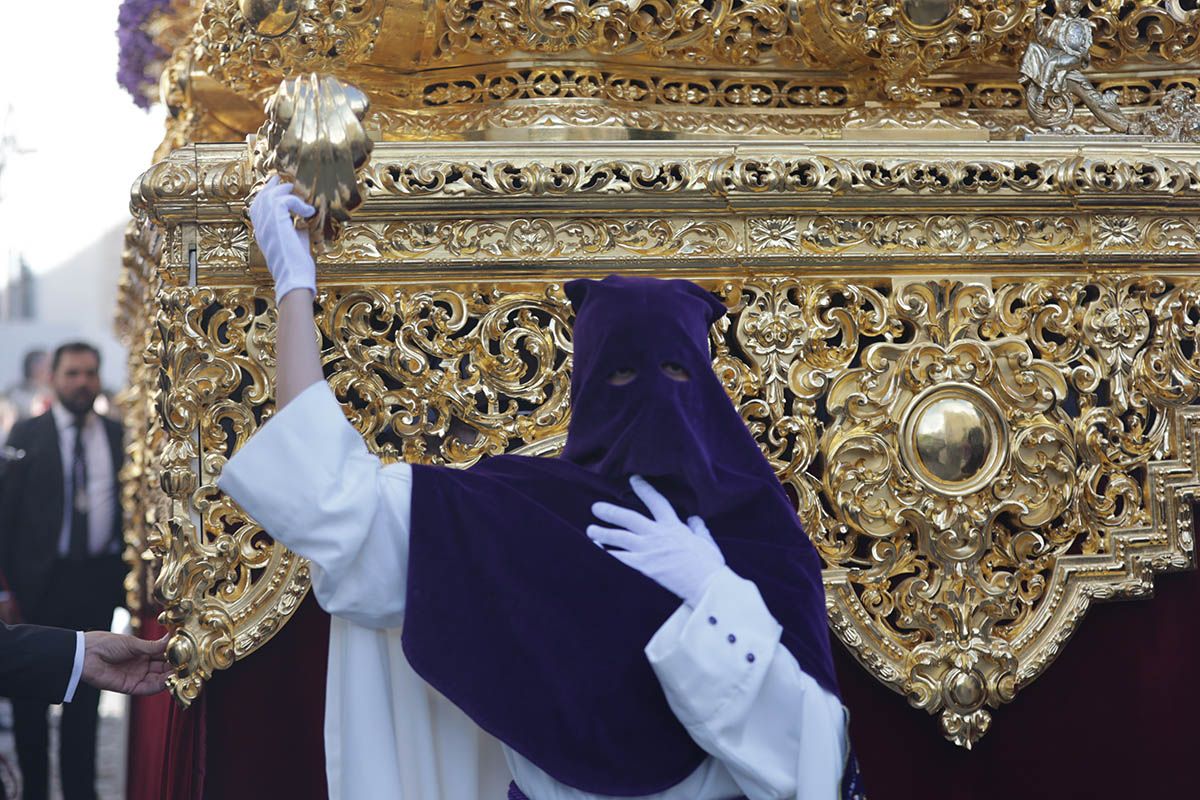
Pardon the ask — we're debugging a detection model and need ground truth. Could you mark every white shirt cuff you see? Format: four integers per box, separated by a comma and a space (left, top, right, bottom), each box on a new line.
645, 566, 782, 726
62, 631, 85, 703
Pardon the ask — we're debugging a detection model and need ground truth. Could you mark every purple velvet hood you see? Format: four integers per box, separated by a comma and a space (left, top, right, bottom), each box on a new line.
401, 275, 839, 795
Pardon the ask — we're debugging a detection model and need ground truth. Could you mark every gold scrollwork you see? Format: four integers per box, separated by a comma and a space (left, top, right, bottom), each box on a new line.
153, 1, 1200, 142
812, 0, 1032, 102
146, 283, 575, 702
751, 214, 1082, 255
129, 262, 1200, 747
715, 275, 1198, 747
434, 0, 798, 66
326, 217, 740, 261
193, 0, 385, 99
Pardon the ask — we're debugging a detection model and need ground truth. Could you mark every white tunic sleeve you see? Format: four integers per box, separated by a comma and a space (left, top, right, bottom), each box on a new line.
217, 380, 412, 629
217, 380, 512, 800
645, 567, 847, 800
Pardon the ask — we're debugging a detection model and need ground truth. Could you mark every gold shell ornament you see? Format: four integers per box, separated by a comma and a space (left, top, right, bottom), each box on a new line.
253, 73, 374, 249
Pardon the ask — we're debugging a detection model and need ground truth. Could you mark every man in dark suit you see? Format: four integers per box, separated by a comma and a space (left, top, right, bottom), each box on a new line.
0, 341, 127, 800
0, 622, 168, 702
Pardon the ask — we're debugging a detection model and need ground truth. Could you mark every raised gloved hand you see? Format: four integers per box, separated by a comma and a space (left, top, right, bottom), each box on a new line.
588, 475, 726, 608
248, 175, 317, 304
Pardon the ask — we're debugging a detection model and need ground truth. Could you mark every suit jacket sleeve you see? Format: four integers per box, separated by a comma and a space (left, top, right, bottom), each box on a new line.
0, 620, 76, 702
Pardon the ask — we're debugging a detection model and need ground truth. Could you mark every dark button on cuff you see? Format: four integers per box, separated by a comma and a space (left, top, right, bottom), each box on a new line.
727, 633, 736, 644
746, 653, 756, 663
708, 616, 718, 626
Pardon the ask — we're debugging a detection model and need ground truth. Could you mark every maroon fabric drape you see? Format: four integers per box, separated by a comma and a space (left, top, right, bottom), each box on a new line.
125, 681, 170, 798
128, 595, 328, 800
201, 593, 329, 799
839, 566, 1199, 798
126, 613, 204, 800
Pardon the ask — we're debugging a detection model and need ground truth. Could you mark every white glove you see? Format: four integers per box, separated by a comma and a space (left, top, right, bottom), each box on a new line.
588, 475, 726, 608
248, 175, 317, 304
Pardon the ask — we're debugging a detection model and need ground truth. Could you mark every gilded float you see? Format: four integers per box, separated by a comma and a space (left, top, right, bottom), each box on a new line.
119, 0, 1200, 748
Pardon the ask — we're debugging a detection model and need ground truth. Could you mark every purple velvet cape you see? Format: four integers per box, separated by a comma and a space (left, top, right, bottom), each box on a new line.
401, 276, 840, 796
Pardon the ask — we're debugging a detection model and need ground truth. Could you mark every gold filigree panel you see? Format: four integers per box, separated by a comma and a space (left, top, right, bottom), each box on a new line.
723, 275, 1198, 745
176, 209, 1200, 283
149, 284, 575, 701
115, 219, 167, 626
808, 0, 1031, 102
193, 0, 385, 101
146, 273, 1198, 748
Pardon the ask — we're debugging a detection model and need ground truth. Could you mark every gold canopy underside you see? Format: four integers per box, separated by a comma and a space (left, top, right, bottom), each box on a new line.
148, 1, 1200, 145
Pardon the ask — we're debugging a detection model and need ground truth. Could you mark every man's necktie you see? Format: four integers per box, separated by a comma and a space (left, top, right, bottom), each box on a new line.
68, 416, 90, 560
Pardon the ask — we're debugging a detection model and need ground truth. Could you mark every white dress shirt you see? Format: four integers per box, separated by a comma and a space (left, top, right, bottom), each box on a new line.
50, 402, 117, 557
219, 381, 848, 800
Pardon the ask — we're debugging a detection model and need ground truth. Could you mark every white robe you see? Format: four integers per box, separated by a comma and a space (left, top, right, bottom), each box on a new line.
218, 381, 848, 800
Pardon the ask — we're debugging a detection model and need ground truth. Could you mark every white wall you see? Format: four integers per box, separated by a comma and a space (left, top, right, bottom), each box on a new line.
0, 224, 128, 392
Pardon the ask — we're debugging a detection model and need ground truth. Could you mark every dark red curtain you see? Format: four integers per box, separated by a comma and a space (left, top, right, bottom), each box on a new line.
200, 593, 329, 799
126, 613, 204, 800
839, 565, 1199, 798
128, 595, 328, 800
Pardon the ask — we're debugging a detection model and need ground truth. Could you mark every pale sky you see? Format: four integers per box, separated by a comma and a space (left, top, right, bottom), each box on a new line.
0, 0, 167, 281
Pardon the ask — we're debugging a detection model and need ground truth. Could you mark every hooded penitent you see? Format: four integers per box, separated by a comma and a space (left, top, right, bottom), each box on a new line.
401, 275, 839, 796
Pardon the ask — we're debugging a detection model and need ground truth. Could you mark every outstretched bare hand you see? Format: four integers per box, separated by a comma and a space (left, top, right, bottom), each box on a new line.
81, 632, 170, 696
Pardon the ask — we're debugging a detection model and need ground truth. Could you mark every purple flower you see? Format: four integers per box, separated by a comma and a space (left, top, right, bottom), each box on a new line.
116, 0, 172, 109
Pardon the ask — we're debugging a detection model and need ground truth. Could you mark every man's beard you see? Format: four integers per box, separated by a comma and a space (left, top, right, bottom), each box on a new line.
58, 390, 96, 416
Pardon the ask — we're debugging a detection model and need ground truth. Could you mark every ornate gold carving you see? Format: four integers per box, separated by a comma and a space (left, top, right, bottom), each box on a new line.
253, 73, 374, 248
133, 1, 1198, 142
811, 0, 1031, 102
354, 150, 1200, 203
193, 0, 385, 99
126, 138, 1200, 747
141, 283, 575, 701
431, 0, 802, 66
115, 219, 166, 626
198, 223, 250, 266
135, 142, 1200, 283
719, 275, 1197, 747
394, 64, 853, 114
1019, 3, 1200, 139
238, 0, 300, 37
1087, 0, 1200, 68
327, 217, 740, 261
820, 281, 1074, 745
769, 214, 1082, 255
133, 268, 1200, 739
